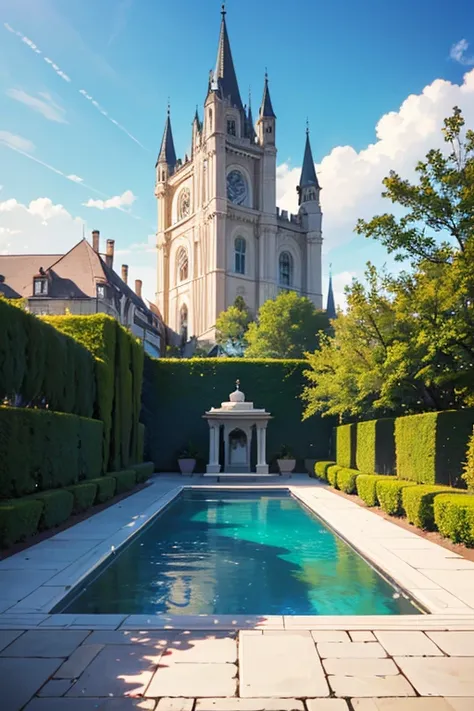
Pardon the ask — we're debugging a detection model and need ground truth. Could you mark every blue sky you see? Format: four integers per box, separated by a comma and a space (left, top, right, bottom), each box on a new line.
1, 0, 474, 304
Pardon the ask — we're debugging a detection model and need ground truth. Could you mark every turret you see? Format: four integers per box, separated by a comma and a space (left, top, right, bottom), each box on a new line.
257, 72, 276, 146
246, 90, 257, 143
192, 106, 202, 155
156, 105, 177, 184
297, 125, 320, 206
326, 268, 337, 320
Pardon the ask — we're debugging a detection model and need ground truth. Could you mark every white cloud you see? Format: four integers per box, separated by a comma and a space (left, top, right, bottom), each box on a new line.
0, 130, 35, 152
450, 39, 474, 67
276, 68, 474, 264
6, 88, 67, 123
67, 174, 84, 183
83, 190, 137, 210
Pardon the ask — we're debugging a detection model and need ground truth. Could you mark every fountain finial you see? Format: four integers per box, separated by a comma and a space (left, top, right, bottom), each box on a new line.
229, 379, 245, 403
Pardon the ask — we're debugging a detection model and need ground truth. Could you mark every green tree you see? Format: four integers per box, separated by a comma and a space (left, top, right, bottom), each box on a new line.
215, 296, 252, 356
245, 290, 329, 359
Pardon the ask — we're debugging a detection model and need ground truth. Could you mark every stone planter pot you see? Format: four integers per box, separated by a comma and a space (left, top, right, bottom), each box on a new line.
178, 458, 196, 475
277, 459, 296, 476
304, 458, 317, 476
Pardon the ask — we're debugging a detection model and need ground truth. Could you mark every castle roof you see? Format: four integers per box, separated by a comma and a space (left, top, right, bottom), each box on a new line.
299, 130, 320, 189
156, 107, 177, 171
259, 73, 276, 119
211, 6, 243, 111
326, 273, 337, 320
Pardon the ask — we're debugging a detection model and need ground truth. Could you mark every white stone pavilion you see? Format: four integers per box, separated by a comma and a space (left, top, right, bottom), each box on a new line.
203, 381, 271, 475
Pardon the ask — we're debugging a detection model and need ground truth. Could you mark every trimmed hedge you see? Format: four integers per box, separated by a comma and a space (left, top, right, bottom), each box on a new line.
29, 489, 74, 530
112, 469, 137, 494
336, 423, 356, 469
142, 359, 337, 472
137, 423, 145, 464
356, 474, 397, 507
395, 410, 474, 487
0, 407, 103, 499
0, 498, 43, 547
87, 476, 116, 504
134, 462, 154, 484
327, 464, 341, 488
356, 418, 396, 475
376, 480, 416, 516
402, 484, 462, 530
314, 461, 335, 481
0, 299, 95, 416
434, 494, 474, 546
68, 482, 98, 514
337, 468, 360, 494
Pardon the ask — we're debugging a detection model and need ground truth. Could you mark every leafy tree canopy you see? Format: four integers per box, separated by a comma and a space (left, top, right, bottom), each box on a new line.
215, 296, 252, 356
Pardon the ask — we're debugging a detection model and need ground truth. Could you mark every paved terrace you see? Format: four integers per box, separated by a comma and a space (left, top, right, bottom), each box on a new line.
1, 475, 474, 710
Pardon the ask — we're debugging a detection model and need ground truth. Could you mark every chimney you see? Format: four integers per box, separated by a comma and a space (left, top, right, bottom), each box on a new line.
92, 230, 100, 253
105, 239, 114, 268
121, 264, 129, 284
135, 279, 142, 299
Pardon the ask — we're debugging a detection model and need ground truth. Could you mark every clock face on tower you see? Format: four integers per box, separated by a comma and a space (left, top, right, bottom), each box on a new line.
227, 170, 248, 206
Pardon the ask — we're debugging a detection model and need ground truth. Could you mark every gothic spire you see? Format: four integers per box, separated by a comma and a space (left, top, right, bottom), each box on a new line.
259, 71, 276, 118
299, 125, 319, 190
246, 89, 256, 142
326, 266, 337, 320
156, 104, 177, 172
193, 105, 202, 132
211, 4, 244, 110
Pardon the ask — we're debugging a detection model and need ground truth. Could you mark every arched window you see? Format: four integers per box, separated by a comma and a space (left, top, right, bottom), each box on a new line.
234, 237, 246, 275
177, 247, 188, 282
178, 188, 190, 220
208, 109, 213, 132
279, 251, 293, 287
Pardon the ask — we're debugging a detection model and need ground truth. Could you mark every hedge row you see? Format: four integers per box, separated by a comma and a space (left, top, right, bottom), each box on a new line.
0, 407, 103, 499
44, 315, 145, 472
336, 410, 474, 487
0, 463, 155, 547
434, 495, 474, 547
142, 359, 337, 471
0, 299, 95, 416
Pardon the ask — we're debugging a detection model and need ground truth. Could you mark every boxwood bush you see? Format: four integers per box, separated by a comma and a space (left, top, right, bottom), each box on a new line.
0, 498, 43, 547
356, 418, 396, 475
134, 462, 154, 484
434, 494, 474, 546
112, 469, 137, 494
88, 476, 116, 504
376, 480, 417, 516
336, 423, 356, 468
337, 468, 360, 494
29, 489, 74, 530
68, 482, 98, 514
314, 461, 336, 481
327, 464, 342, 488
356, 475, 397, 507
401, 485, 463, 530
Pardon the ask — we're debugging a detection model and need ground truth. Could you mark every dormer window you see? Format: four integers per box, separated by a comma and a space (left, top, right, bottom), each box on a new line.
227, 119, 236, 136
33, 277, 48, 296
97, 284, 106, 299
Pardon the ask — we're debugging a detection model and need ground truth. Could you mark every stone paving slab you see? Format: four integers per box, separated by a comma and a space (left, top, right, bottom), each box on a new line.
426, 631, 474, 656
349, 631, 377, 642
195, 699, 306, 710
311, 631, 350, 643
351, 700, 458, 710
322, 657, 400, 676
24, 700, 156, 710
0, 629, 23, 652
53, 643, 104, 678
37, 678, 74, 696
306, 702, 349, 711
374, 630, 444, 656
145, 662, 237, 698
317, 641, 387, 658
0, 629, 90, 657
156, 700, 194, 711
162, 634, 237, 663
0, 656, 64, 711
395, 656, 474, 696
239, 631, 329, 698
328, 674, 416, 698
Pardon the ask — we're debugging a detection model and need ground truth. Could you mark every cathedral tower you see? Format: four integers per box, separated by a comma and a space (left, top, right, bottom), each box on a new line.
155, 6, 323, 345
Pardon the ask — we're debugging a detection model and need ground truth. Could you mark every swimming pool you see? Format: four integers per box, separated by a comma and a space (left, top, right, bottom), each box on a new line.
56, 489, 421, 616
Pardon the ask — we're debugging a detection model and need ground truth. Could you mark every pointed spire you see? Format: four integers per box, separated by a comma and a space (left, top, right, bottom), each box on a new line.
326, 265, 337, 320
246, 88, 256, 141
193, 105, 202, 132
259, 70, 276, 118
156, 103, 177, 172
211, 4, 244, 110
299, 124, 319, 190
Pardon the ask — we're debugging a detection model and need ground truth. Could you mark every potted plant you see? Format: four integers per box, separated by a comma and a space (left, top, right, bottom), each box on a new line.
276, 445, 296, 476
177, 443, 199, 475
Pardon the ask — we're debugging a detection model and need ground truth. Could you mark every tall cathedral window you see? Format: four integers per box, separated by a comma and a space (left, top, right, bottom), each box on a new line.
279, 251, 293, 288
177, 247, 189, 282
227, 119, 236, 136
234, 237, 246, 275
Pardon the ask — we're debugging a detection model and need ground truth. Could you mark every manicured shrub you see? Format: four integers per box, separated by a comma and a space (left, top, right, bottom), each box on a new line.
137, 423, 145, 464
78, 418, 103, 480
402, 484, 464, 530
356, 474, 397, 507
111, 469, 137, 494
327, 464, 342, 488
87, 476, 116, 504
376, 480, 417, 516
67, 482, 98, 514
142, 358, 337, 472
134, 462, 154, 484
314, 461, 335, 481
336, 423, 356, 468
356, 418, 396, 475
462, 431, 474, 491
29, 489, 74, 530
395, 410, 474, 487
337, 468, 360, 494
434, 494, 474, 546
0, 498, 43, 547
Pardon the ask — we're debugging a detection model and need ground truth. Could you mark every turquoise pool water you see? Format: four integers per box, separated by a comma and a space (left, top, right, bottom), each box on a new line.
58, 489, 421, 615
